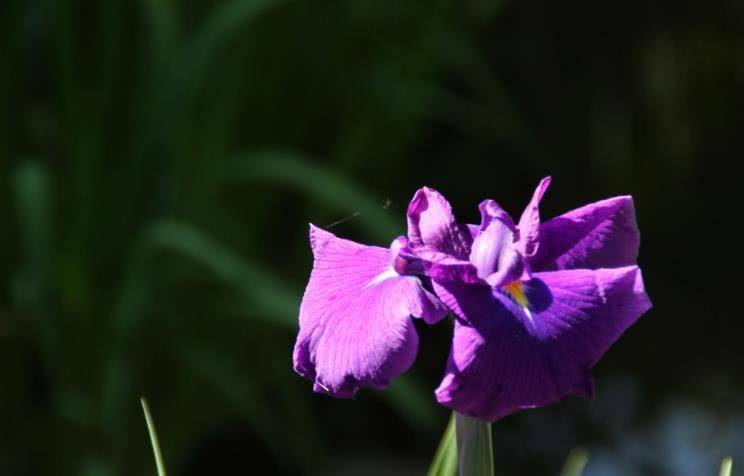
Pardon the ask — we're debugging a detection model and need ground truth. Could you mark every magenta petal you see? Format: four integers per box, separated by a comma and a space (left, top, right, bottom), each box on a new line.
293, 225, 447, 398
530, 196, 640, 271
433, 266, 651, 421
407, 187, 472, 259
517, 176, 551, 258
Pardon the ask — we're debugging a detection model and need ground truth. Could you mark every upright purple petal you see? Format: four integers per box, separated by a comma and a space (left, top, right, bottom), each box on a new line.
293, 225, 447, 397
433, 266, 651, 421
530, 196, 640, 271
407, 187, 472, 259
517, 176, 551, 258
469, 200, 523, 287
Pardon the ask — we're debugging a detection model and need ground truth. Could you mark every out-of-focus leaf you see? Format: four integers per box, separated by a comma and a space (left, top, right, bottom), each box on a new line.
10, 161, 57, 356
560, 448, 589, 476
719, 457, 733, 476
142, 220, 297, 328
218, 151, 399, 240
138, 0, 180, 63
427, 413, 457, 476
176, 0, 286, 102
455, 413, 493, 476
11, 161, 50, 301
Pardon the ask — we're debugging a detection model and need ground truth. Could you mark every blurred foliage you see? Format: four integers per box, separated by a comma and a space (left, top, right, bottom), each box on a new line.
1, 0, 743, 475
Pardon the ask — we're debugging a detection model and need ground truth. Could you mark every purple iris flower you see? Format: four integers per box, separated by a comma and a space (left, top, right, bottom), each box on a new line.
423, 177, 652, 421
293, 179, 651, 421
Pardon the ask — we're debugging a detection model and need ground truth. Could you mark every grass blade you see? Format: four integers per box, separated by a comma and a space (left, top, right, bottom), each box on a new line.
720, 457, 733, 476
427, 413, 457, 476
141, 397, 168, 476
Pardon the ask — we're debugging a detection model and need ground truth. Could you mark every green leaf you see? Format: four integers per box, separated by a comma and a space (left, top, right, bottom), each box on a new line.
176, 0, 286, 100
720, 457, 733, 476
560, 448, 589, 476
142, 220, 298, 328
138, 0, 180, 64
427, 413, 457, 476
11, 161, 58, 358
455, 413, 494, 476
141, 398, 168, 476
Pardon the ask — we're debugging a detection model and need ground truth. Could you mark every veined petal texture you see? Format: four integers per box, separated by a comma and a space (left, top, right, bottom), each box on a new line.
293, 225, 446, 397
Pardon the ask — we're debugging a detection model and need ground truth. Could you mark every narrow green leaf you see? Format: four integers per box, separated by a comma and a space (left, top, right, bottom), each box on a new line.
141, 398, 168, 476
427, 413, 457, 476
560, 448, 589, 476
11, 161, 59, 360
142, 220, 297, 328
138, 0, 180, 63
176, 0, 286, 103
720, 457, 733, 476
455, 413, 494, 476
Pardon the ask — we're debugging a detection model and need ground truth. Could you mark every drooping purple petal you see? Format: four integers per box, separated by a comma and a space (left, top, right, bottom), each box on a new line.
433, 266, 651, 421
469, 200, 524, 287
407, 187, 472, 259
517, 176, 551, 258
293, 225, 447, 397
529, 196, 640, 271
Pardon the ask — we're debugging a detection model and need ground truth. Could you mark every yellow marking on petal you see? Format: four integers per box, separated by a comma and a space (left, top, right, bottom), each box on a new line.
503, 280, 536, 328
503, 281, 529, 309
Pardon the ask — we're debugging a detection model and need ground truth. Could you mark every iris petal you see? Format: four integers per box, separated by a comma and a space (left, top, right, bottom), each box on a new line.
433, 266, 651, 421
407, 187, 472, 259
517, 176, 551, 258
529, 196, 640, 271
293, 225, 447, 397
469, 199, 524, 287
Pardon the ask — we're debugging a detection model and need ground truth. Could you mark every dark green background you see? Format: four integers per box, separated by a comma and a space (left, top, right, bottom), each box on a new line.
1, 1, 741, 474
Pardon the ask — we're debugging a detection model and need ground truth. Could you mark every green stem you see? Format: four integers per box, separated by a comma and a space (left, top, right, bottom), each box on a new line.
455, 413, 494, 476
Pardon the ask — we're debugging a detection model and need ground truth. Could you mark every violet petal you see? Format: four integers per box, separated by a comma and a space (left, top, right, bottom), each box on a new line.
517, 176, 551, 258
433, 266, 651, 421
293, 225, 447, 398
530, 196, 640, 271
407, 187, 472, 259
